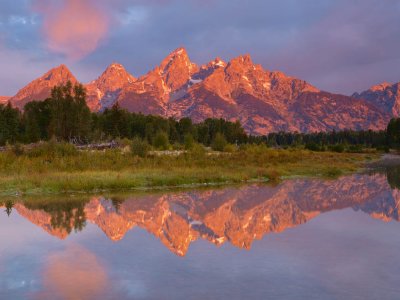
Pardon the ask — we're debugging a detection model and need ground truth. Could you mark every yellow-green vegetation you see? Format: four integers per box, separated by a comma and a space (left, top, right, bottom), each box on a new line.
0, 142, 378, 196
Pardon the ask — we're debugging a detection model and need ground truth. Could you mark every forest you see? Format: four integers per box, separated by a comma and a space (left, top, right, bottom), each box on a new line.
0, 82, 399, 152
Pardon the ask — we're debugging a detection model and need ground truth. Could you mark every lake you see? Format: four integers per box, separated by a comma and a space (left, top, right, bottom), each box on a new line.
1, 166, 399, 299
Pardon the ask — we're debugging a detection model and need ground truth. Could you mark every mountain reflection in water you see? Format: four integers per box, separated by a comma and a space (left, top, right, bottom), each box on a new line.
2, 167, 399, 257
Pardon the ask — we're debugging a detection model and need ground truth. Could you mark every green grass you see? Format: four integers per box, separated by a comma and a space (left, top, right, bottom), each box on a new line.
0, 144, 379, 196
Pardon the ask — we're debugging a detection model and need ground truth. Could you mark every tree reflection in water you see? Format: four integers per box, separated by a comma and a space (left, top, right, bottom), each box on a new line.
4, 200, 14, 217
2, 165, 400, 255
23, 198, 88, 234
386, 165, 400, 190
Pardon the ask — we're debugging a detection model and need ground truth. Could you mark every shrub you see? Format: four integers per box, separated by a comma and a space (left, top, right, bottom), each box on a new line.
347, 144, 363, 153
330, 144, 345, 153
188, 143, 206, 157
172, 143, 184, 151
239, 143, 268, 153
266, 169, 281, 181
8, 143, 25, 156
184, 134, 195, 150
131, 137, 151, 158
153, 131, 169, 150
376, 145, 390, 153
116, 137, 132, 148
223, 144, 236, 153
211, 133, 227, 152
27, 141, 77, 158
325, 168, 342, 178
305, 143, 325, 152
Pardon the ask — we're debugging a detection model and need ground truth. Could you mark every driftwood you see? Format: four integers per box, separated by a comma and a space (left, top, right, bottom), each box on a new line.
0, 141, 120, 152
0, 144, 39, 152
75, 141, 119, 151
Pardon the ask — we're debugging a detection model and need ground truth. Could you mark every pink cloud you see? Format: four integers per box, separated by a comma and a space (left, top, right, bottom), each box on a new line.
33, 0, 109, 60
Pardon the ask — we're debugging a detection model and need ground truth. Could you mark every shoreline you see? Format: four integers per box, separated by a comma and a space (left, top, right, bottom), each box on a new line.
1, 143, 394, 198
0, 151, 388, 197
365, 153, 400, 169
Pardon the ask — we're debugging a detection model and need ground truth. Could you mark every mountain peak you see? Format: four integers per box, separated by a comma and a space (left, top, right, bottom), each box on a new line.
96, 62, 135, 85
160, 47, 192, 71
9, 64, 78, 109
43, 64, 75, 80
84, 62, 136, 111
170, 47, 188, 56
99, 63, 134, 80
370, 82, 393, 92
106, 62, 126, 71
354, 81, 400, 117
152, 47, 198, 92
233, 54, 253, 65
208, 57, 227, 68
241, 54, 253, 63
6, 48, 393, 133
226, 54, 255, 72
57, 63, 68, 69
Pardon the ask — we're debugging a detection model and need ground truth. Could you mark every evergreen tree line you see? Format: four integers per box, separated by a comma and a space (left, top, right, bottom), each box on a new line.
0, 82, 247, 148
257, 130, 389, 152
0, 82, 399, 150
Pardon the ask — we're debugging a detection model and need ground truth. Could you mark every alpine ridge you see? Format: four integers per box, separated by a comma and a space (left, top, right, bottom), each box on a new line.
6, 48, 395, 134
85, 62, 136, 111
353, 82, 400, 118
9, 64, 78, 110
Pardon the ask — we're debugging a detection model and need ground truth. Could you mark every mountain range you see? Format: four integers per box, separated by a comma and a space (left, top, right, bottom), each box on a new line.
3, 47, 399, 134
4, 173, 399, 256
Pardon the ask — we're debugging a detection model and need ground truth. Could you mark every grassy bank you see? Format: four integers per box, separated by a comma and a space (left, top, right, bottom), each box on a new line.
0, 143, 378, 196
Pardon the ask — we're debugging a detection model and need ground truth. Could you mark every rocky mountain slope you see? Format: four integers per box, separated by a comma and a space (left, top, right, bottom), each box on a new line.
353, 82, 400, 118
0, 96, 10, 104
9, 64, 78, 110
6, 48, 394, 134
85, 63, 136, 111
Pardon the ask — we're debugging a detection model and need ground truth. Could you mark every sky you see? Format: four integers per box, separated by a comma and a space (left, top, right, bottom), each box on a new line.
0, 0, 399, 96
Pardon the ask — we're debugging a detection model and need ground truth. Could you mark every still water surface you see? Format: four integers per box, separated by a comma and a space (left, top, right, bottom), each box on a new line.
0, 166, 400, 299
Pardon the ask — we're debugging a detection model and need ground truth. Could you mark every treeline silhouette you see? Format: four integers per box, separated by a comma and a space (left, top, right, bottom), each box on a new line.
256, 130, 388, 152
0, 82, 247, 149
1, 82, 399, 151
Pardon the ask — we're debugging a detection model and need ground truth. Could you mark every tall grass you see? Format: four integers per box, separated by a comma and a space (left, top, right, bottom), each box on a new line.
0, 143, 378, 195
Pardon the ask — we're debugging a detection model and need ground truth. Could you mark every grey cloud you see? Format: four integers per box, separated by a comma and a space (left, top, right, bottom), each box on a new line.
0, 0, 399, 96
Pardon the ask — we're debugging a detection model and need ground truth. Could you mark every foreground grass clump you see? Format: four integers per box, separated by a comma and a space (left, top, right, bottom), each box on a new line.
0, 143, 378, 195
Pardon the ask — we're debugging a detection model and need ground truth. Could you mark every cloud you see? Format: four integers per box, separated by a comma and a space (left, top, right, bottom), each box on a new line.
268, 0, 400, 93
1, 0, 399, 95
33, 0, 109, 60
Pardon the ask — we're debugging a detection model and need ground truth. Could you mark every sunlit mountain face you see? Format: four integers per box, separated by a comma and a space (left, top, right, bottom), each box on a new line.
1, 1, 400, 137
5, 48, 392, 135
2, 167, 399, 257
